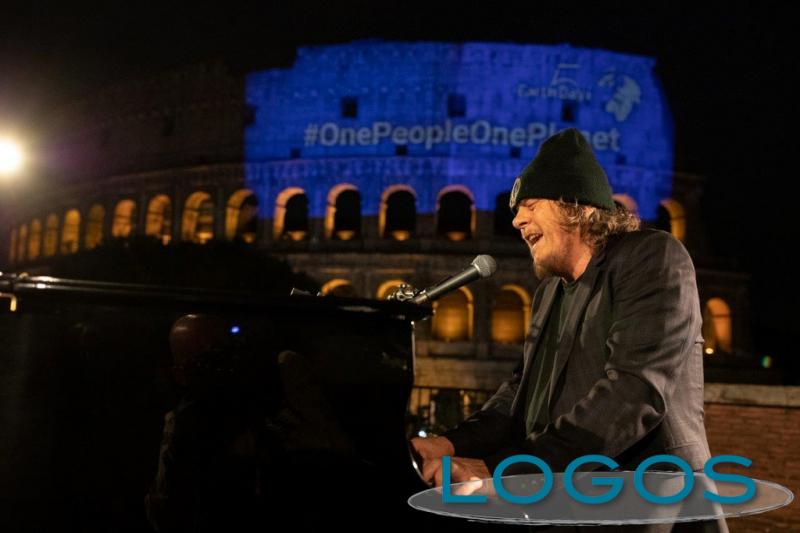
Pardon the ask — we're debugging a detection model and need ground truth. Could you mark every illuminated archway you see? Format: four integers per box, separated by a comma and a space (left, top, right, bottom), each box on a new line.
494, 192, 517, 237
612, 193, 639, 215
379, 185, 416, 240
325, 184, 361, 240
431, 286, 474, 341
61, 209, 81, 254
16, 224, 27, 262
703, 298, 732, 355
376, 279, 406, 300
27, 218, 42, 261
320, 279, 357, 298
43, 214, 59, 257
182, 191, 214, 243
225, 189, 258, 243
659, 198, 686, 242
274, 187, 309, 241
85, 204, 105, 250
112, 199, 137, 238
436, 186, 475, 241
145, 195, 172, 244
491, 285, 531, 344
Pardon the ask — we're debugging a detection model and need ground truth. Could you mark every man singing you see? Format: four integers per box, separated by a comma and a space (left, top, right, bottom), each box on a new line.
411, 128, 725, 531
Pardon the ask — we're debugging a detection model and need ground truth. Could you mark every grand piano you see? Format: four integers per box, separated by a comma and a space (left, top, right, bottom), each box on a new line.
0, 273, 481, 532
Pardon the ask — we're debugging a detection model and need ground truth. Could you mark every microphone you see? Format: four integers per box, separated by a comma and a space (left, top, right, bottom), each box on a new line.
411, 255, 497, 304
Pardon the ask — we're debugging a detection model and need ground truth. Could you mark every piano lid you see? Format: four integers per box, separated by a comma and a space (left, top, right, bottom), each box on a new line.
0, 272, 432, 321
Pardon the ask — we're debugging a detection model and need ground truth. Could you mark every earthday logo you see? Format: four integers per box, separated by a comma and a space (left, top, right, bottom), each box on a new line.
516, 63, 642, 123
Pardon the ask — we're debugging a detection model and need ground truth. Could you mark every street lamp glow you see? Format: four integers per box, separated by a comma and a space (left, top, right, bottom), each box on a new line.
0, 138, 24, 176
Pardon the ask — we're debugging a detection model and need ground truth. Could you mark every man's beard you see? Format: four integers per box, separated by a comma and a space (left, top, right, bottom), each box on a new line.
533, 260, 556, 280
531, 251, 563, 280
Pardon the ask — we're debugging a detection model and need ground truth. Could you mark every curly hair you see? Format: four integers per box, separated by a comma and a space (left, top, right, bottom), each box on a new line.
553, 198, 641, 252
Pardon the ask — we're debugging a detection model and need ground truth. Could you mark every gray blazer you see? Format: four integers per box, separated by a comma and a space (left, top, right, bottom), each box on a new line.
445, 229, 712, 474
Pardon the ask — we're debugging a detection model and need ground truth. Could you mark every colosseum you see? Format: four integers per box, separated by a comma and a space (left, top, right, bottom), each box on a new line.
1, 41, 756, 432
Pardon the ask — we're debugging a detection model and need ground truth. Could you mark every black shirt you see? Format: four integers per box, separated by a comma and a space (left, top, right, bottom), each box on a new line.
523, 278, 580, 435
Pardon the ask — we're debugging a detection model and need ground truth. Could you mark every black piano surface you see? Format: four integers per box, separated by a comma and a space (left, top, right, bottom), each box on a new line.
1, 274, 490, 532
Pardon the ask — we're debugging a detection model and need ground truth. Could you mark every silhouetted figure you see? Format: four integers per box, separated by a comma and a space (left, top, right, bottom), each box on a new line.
145, 315, 357, 532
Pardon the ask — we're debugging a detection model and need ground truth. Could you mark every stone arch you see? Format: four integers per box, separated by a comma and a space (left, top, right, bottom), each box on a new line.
436, 185, 476, 241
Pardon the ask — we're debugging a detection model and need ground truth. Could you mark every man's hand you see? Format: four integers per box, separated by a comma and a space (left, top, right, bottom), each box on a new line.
410, 436, 491, 488
410, 435, 455, 466
424, 456, 492, 488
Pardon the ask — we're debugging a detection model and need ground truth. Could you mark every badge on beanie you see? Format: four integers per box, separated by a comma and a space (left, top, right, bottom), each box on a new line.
509, 176, 521, 210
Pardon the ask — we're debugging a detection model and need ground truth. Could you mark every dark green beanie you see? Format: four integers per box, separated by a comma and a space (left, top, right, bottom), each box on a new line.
509, 128, 615, 213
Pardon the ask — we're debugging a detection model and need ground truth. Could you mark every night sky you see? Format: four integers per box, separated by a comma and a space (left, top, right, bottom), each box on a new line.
0, 3, 794, 377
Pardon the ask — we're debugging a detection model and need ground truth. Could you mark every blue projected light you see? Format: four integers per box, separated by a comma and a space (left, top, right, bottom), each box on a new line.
244, 42, 673, 220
